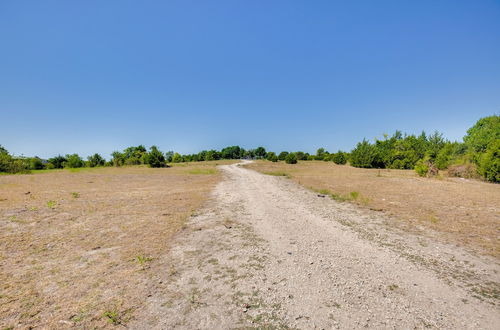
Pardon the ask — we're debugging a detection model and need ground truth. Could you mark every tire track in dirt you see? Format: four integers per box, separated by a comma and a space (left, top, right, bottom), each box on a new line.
132, 162, 499, 329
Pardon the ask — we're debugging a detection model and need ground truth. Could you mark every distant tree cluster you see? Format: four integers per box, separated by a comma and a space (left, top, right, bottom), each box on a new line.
346, 115, 499, 182
1, 115, 497, 182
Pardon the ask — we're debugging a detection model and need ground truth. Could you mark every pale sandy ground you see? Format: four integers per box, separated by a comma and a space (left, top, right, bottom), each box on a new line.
131, 162, 499, 329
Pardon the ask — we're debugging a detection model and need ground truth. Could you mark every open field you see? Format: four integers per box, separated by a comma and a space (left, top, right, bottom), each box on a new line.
133, 162, 499, 329
245, 160, 500, 257
0, 161, 234, 328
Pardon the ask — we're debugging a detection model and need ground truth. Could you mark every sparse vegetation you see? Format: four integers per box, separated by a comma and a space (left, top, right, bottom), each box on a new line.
0, 162, 227, 328
245, 160, 500, 256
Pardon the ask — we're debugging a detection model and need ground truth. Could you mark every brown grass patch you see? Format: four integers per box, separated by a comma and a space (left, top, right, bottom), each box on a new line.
246, 161, 500, 257
0, 161, 233, 328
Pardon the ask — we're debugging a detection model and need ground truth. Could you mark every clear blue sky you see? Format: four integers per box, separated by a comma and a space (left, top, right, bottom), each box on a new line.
1, 1, 499, 158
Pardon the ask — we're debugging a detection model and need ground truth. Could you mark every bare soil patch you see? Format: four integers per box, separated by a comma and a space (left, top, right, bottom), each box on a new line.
0, 161, 233, 328
245, 160, 500, 257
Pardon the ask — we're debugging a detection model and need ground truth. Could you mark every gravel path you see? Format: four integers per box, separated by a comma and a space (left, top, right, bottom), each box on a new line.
132, 162, 499, 329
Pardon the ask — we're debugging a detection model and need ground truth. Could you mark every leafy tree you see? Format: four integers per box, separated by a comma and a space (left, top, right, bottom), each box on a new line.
0, 147, 13, 172
464, 115, 500, 153
350, 139, 381, 168
294, 151, 307, 160
254, 147, 267, 159
477, 140, 500, 182
221, 146, 245, 159
172, 152, 183, 163
65, 154, 84, 168
111, 151, 124, 167
285, 152, 298, 164
87, 153, 105, 167
435, 142, 466, 170
165, 151, 174, 162
266, 152, 277, 161
315, 148, 327, 160
48, 155, 67, 169
205, 150, 219, 161
28, 157, 44, 170
145, 146, 167, 168
278, 151, 289, 161
426, 131, 446, 161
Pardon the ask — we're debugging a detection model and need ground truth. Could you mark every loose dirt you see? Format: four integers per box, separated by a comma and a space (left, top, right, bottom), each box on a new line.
133, 162, 500, 329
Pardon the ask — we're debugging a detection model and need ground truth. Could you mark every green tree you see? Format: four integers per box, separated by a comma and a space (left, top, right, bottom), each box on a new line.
48, 155, 67, 169
477, 140, 500, 182
266, 152, 277, 161
285, 152, 298, 164
145, 146, 167, 168
315, 148, 327, 160
28, 157, 44, 170
278, 151, 289, 161
464, 115, 500, 153
350, 139, 381, 168
254, 147, 267, 159
65, 154, 84, 168
172, 152, 183, 163
87, 153, 105, 167
331, 151, 347, 165
294, 151, 307, 160
111, 151, 124, 167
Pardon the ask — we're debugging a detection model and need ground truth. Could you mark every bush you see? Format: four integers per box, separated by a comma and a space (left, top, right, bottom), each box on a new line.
171, 152, 183, 163
278, 151, 289, 161
111, 152, 123, 167
65, 154, 84, 168
145, 146, 167, 168
477, 140, 500, 182
350, 139, 381, 168
48, 155, 67, 169
266, 152, 278, 162
414, 160, 438, 177
331, 152, 347, 165
295, 151, 307, 160
87, 153, 105, 167
447, 163, 478, 179
28, 157, 44, 170
285, 153, 298, 164
414, 161, 429, 177
464, 115, 500, 154
315, 148, 327, 160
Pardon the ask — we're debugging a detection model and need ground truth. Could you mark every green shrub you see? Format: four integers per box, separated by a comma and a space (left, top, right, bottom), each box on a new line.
331, 151, 347, 165
414, 160, 429, 177
315, 148, 327, 160
171, 152, 183, 163
27, 157, 44, 170
477, 140, 500, 182
144, 146, 167, 168
47, 155, 67, 169
285, 153, 298, 164
295, 151, 307, 160
350, 139, 381, 168
464, 115, 500, 154
278, 151, 289, 161
266, 152, 277, 161
87, 153, 105, 167
65, 154, 84, 168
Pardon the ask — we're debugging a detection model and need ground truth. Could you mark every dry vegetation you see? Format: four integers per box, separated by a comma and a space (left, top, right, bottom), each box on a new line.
245, 161, 500, 257
0, 161, 234, 328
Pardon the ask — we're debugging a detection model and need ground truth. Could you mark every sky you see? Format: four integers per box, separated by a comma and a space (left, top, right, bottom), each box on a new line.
1, 0, 499, 158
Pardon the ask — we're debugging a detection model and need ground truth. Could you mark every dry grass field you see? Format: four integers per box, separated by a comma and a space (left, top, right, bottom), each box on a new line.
0, 161, 234, 328
245, 160, 500, 258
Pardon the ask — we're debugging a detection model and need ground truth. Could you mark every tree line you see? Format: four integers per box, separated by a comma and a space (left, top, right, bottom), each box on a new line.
1, 115, 498, 182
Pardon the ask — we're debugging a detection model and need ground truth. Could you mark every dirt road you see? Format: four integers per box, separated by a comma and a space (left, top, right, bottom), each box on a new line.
133, 162, 499, 329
